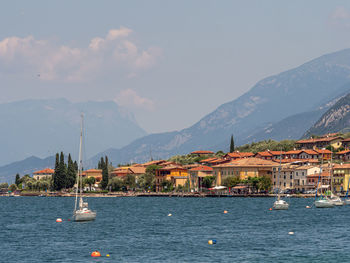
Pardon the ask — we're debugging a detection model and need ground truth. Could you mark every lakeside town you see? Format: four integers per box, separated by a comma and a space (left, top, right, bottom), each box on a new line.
2, 133, 350, 197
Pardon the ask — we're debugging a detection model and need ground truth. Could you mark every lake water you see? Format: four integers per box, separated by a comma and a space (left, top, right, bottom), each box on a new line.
1, 196, 350, 262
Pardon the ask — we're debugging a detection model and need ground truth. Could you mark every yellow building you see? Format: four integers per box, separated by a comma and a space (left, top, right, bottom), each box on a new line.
82, 169, 103, 184
155, 165, 189, 192
212, 158, 278, 186
333, 164, 350, 193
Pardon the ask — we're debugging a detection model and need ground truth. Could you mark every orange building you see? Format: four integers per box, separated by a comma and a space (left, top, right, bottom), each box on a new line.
155, 165, 189, 192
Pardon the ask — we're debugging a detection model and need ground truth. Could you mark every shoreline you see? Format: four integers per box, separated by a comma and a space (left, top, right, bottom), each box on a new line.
0, 192, 324, 198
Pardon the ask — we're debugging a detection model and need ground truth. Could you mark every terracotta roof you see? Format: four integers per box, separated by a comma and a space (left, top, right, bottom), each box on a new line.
142, 160, 167, 166
336, 150, 350, 155
201, 157, 218, 162
33, 168, 54, 174
268, 151, 285, 156
159, 165, 187, 171
239, 152, 255, 157
190, 165, 213, 171
190, 150, 214, 154
213, 157, 278, 168
342, 138, 350, 142
333, 163, 350, 169
302, 150, 319, 155
256, 151, 273, 157
307, 172, 330, 178
285, 150, 302, 155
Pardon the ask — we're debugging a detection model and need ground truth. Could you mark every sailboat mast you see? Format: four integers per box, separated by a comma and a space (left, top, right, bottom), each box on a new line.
74, 114, 84, 212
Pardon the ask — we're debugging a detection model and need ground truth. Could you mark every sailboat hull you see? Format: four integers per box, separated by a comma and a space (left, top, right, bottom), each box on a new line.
74, 211, 96, 222
315, 199, 334, 208
273, 200, 289, 210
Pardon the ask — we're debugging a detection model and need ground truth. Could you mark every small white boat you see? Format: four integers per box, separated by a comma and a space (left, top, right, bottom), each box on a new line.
273, 199, 289, 210
315, 198, 334, 208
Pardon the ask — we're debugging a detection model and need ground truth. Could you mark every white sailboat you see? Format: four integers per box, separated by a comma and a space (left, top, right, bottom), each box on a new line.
315, 156, 334, 208
328, 152, 344, 206
273, 152, 289, 210
73, 114, 96, 222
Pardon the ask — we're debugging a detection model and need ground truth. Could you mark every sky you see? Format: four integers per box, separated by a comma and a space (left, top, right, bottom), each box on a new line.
1, 1, 350, 133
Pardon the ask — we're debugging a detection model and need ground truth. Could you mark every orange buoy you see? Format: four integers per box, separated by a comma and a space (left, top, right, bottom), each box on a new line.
91, 251, 101, 257
269, 208, 272, 211
56, 218, 62, 223
223, 210, 228, 214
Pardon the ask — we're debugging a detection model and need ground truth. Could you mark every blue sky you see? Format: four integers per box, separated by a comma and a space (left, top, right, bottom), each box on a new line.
1, 1, 350, 133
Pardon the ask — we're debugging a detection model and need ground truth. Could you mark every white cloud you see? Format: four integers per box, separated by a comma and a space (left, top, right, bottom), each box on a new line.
114, 89, 155, 111
0, 27, 161, 81
329, 6, 350, 28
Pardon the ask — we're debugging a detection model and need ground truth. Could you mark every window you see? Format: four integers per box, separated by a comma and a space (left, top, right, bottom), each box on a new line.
284, 183, 286, 187
290, 182, 292, 187
290, 175, 293, 179
284, 175, 286, 179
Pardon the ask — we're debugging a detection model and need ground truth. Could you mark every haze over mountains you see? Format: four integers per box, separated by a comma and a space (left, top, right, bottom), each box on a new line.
2, 48, 350, 183
0, 99, 146, 166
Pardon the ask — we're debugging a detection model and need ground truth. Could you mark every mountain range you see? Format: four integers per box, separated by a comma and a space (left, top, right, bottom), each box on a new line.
2, 48, 350, 183
91, 48, 350, 164
0, 99, 146, 166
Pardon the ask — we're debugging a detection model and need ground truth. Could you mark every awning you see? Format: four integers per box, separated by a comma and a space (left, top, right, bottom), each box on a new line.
209, 186, 227, 190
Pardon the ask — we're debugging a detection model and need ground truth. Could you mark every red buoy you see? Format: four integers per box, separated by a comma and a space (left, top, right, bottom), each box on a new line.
56, 218, 62, 223
91, 251, 101, 257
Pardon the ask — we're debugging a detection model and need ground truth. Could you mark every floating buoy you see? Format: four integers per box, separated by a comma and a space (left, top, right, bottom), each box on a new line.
91, 251, 101, 257
223, 210, 228, 214
288, 232, 294, 235
208, 239, 217, 245
106, 254, 110, 257
56, 218, 62, 223
269, 208, 272, 211
306, 206, 311, 209
168, 213, 172, 217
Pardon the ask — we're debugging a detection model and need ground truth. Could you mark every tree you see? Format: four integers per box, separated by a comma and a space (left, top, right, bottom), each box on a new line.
66, 154, 77, 189
258, 176, 272, 192
124, 174, 136, 190
222, 176, 240, 188
108, 177, 125, 191
202, 176, 216, 189
161, 180, 174, 192
59, 152, 67, 189
100, 156, 109, 189
138, 173, 155, 191
230, 135, 235, 153
52, 153, 60, 191
15, 174, 20, 186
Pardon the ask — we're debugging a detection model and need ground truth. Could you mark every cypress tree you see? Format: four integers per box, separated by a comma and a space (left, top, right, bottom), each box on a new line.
53, 153, 60, 190
67, 154, 76, 188
59, 152, 66, 190
230, 135, 235, 153
15, 174, 20, 186
100, 156, 108, 189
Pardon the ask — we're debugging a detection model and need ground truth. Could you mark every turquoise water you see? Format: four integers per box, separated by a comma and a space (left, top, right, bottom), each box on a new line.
1, 197, 350, 262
